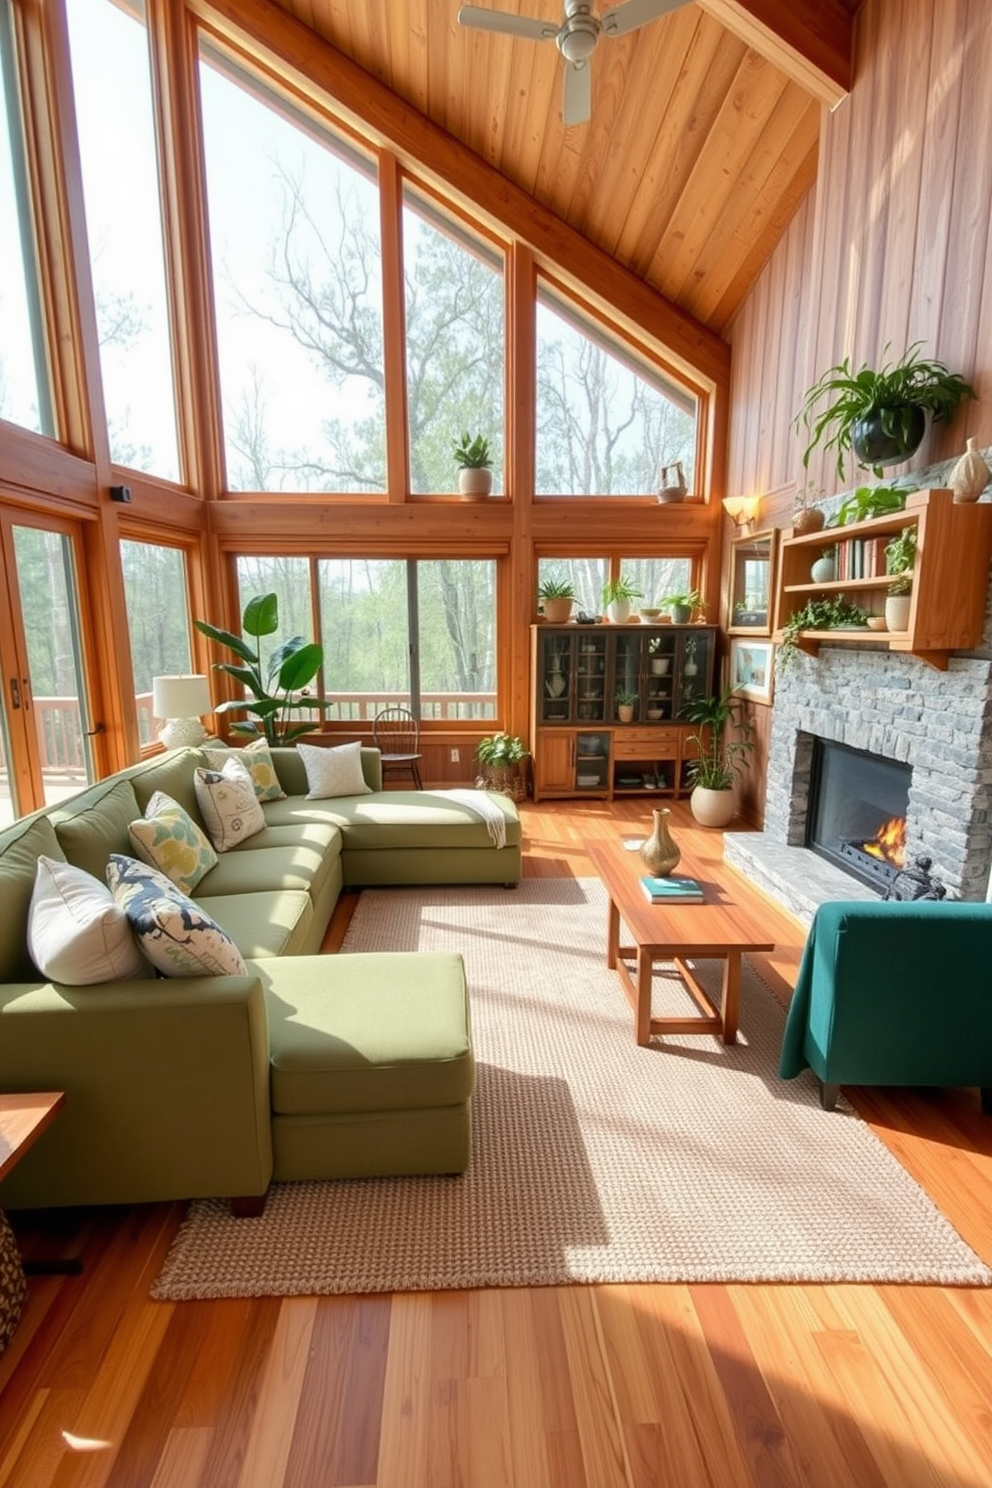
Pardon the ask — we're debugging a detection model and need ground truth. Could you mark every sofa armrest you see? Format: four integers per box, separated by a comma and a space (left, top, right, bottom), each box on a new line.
0, 975, 273, 1209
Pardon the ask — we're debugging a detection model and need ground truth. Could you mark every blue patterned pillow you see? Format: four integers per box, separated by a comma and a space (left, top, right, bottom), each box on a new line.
106, 855, 247, 978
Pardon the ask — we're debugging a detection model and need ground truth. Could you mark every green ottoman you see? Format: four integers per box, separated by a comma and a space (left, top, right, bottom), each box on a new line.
250, 952, 474, 1182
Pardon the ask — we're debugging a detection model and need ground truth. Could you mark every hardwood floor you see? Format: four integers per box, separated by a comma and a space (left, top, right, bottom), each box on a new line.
2, 799, 991, 1487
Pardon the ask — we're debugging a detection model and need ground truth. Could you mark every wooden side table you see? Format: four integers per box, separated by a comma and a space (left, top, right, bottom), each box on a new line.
0, 1092, 68, 1352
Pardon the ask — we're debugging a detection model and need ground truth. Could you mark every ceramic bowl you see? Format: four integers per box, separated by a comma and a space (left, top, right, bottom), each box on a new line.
866, 615, 888, 632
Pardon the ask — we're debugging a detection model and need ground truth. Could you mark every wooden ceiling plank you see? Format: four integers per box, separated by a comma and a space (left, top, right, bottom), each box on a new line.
653, 50, 790, 300
192, 0, 730, 385
563, 30, 639, 231
697, 0, 853, 108
686, 84, 816, 326
496, 34, 547, 195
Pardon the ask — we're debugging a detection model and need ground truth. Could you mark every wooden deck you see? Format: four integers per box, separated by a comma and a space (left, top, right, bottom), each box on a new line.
2, 798, 991, 1488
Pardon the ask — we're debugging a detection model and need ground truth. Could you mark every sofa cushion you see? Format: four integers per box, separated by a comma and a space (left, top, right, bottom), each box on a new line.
53, 777, 140, 880
257, 951, 473, 1115
0, 815, 66, 982
107, 855, 248, 978
195, 841, 337, 902
129, 791, 218, 893
28, 855, 150, 985
297, 739, 372, 799
194, 757, 266, 851
197, 889, 315, 959
126, 748, 206, 821
261, 790, 521, 851
204, 740, 286, 801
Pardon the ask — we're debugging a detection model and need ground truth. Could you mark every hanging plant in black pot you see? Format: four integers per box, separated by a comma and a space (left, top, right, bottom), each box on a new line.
795, 342, 976, 480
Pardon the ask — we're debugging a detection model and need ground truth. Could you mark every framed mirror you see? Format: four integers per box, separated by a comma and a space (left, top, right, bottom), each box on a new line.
728, 529, 777, 636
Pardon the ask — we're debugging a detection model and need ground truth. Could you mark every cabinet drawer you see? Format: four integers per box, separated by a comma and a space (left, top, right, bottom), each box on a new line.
614, 729, 679, 750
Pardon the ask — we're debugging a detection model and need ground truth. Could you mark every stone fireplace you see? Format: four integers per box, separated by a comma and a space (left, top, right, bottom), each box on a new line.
724, 466, 992, 922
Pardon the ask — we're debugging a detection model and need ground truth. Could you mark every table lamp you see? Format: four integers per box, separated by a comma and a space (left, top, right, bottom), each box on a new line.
152, 674, 212, 749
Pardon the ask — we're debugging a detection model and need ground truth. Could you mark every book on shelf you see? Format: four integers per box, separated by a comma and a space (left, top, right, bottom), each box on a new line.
640, 874, 705, 903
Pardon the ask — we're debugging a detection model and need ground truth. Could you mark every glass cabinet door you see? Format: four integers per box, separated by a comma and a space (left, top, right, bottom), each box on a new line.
574, 629, 608, 724
644, 628, 677, 723
574, 731, 610, 791
675, 627, 715, 714
538, 630, 574, 724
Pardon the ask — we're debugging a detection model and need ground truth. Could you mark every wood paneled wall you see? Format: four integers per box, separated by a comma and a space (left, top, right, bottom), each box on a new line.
725, 0, 992, 827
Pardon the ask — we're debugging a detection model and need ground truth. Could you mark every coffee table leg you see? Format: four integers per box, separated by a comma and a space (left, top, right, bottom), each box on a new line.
606, 896, 620, 970
721, 953, 741, 1044
636, 950, 653, 1046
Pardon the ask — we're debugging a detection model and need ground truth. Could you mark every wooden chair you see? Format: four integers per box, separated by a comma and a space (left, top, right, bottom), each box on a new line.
373, 706, 423, 789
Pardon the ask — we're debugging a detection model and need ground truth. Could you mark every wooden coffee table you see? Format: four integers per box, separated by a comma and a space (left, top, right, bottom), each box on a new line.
589, 839, 774, 1047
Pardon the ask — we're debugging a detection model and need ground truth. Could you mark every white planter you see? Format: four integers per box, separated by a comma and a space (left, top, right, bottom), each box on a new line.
458, 468, 493, 501
690, 785, 737, 829
650, 658, 670, 676
607, 600, 632, 624
884, 592, 911, 632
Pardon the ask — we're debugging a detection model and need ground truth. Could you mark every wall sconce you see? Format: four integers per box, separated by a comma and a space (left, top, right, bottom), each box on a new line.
722, 495, 762, 532
152, 674, 212, 749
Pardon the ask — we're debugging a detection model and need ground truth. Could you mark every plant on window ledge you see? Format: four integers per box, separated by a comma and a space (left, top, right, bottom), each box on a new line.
194, 592, 332, 744
778, 596, 870, 672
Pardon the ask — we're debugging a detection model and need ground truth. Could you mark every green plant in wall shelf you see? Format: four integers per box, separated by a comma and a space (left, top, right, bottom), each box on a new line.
832, 485, 907, 526
778, 596, 871, 672
194, 593, 331, 744
884, 526, 917, 594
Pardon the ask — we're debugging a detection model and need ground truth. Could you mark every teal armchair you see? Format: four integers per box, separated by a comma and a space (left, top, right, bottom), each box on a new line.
779, 900, 992, 1111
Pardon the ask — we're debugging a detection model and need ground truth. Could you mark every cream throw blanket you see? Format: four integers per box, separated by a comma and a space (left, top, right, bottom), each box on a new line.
434, 789, 507, 850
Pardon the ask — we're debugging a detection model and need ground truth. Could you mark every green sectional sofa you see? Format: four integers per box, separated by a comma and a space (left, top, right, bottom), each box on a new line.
0, 744, 521, 1212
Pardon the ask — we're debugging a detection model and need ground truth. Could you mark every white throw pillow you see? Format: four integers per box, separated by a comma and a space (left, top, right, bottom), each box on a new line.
27, 855, 149, 985
297, 739, 372, 800
106, 855, 248, 978
128, 790, 218, 894
194, 756, 266, 852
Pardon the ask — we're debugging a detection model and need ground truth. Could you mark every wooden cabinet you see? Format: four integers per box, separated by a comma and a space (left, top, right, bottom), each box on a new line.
774, 488, 992, 670
529, 624, 716, 800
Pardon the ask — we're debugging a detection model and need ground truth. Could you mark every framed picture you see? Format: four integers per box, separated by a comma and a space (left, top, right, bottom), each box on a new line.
730, 637, 774, 705
728, 528, 778, 636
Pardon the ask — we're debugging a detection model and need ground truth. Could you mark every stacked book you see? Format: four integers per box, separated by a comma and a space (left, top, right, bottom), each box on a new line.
640, 874, 705, 903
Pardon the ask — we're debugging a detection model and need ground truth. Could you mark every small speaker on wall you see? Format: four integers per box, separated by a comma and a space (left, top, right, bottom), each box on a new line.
109, 484, 132, 503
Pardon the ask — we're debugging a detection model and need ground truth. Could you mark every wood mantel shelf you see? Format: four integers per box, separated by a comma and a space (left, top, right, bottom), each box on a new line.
773, 489, 992, 670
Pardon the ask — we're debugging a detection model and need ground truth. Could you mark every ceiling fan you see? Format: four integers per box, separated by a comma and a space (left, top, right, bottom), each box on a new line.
457, 0, 691, 127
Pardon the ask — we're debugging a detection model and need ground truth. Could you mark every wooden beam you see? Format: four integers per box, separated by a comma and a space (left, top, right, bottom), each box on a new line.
698, 0, 854, 109
188, 0, 730, 394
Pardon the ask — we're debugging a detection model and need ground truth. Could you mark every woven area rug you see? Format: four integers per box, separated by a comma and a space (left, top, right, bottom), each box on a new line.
152, 878, 991, 1298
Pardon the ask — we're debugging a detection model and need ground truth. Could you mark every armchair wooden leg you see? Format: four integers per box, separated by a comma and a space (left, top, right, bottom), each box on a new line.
819, 1081, 841, 1111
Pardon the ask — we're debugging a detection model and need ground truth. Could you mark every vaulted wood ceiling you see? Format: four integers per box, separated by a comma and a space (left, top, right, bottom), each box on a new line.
265, 0, 859, 337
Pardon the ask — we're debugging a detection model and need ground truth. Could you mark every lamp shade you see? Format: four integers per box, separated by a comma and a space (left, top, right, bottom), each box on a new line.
722, 495, 762, 528
152, 674, 211, 721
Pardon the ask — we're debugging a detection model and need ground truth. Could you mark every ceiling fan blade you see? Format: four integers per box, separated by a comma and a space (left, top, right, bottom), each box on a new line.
457, 5, 559, 42
562, 60, 591, 127
601, 0, 689, 39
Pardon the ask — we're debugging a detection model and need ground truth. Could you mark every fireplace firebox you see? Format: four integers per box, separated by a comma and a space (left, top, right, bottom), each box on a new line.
806, 739, 911, 891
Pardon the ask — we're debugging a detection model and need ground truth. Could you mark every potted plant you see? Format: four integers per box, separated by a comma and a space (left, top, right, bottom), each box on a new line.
602, 575, 642, 624
681, 689, 755, 827
194, 593, 333, 744
452, 431, 494, 500
884, 526, 917, 632
475, 732, 528, 801
777, 595, 871, 672
615, 688, 638, 723
661, 589, 703, 624
537, 573, 576, 624
832, 484, 906, 526
795, 342, 976, 480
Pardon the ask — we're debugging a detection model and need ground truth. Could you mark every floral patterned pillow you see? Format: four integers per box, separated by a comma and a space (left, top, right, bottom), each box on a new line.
194, 756, 266, 852
203, 739, 286, 802
128, 791, 217, 894
106, 855, 247, 978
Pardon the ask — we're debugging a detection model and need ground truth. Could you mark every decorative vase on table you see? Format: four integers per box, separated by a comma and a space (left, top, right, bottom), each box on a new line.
810, 553, 836, 583
639, 808, 681, 877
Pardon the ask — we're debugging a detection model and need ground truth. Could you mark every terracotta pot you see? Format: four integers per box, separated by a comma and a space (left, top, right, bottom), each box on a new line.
617, 703, 634, 723
541, 597, 573, 624
640, 808, 681, 876
690, 785, 737, 829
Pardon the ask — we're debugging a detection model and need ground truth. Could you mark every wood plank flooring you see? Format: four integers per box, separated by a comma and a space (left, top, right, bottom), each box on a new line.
2, 799, 991, 1487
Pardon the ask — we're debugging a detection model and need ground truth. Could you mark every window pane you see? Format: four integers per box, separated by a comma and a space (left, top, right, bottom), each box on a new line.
403, 193, 504, 494
535, 291, 697, 496
417, 560, 496, 720
620, 557, 693, 610
317, 559, 409, 720
65, 0, 180, 480
0, 2, 52, 435
537, 557, 608, 618
120, 540, 192, 746
200, 47, 385, 494
235, 556, 314, 642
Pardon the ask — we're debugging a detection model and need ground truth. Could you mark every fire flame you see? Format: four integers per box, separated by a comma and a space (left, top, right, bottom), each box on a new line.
862, 816, 906, 867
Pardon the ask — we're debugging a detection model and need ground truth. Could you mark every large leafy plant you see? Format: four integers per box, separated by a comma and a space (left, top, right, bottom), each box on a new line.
681, 689, 755, 791
778, 596, 870, 671
194, 593, 331, 744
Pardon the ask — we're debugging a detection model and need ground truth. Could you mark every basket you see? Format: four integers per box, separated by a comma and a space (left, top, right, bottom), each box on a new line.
476, 764, 528, 802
